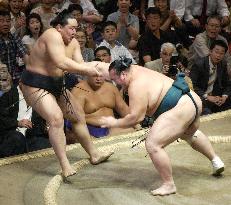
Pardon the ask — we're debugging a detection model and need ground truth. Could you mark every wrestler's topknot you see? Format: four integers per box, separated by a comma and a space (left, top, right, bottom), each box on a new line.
50, 9, 73, 27
109, 56, 132, 75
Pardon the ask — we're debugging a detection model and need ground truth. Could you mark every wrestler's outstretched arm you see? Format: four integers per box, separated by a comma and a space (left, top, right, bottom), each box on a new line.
46, 30, 105, 76
100, 81, 148, 128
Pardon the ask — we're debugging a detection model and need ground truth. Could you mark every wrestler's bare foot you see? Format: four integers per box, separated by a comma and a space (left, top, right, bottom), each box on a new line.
151, 183, 176, 196
61, 160, 76, 178
90, 150, 114, 165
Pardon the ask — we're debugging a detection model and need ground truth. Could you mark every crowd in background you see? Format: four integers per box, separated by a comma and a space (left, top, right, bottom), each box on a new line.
0, 0, 231, 157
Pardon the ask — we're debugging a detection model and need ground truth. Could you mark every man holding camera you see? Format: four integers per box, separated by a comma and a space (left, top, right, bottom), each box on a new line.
144, 42, 193, 89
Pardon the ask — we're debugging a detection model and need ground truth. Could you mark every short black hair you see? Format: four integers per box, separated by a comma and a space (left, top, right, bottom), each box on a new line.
94, 46, 111, 56
210, 39, 228, 53
0, 9, 10, 17
109, 56, 132, 75
102, 21, 117, 32
68, 3, 83, 14
50, 9, 74, 27
206, 15, 222, 25
145, 7, 161, 18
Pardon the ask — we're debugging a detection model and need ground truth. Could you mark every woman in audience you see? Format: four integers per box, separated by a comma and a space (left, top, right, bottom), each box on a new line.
154, 0, 192, 48
75, 29, 95, 62
30, 0, 58, 31
154, 0, 182, 31
22, 13, 43, 53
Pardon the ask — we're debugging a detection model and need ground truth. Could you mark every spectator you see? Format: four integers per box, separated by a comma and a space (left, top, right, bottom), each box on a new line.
67, 4, 96, 49
188, 15, 230, 68
97, 21, 136, 63
107, 0, 140, 49
145, 42, 176, 73
0, 64, 31, 158
67, 3, 85, 30
75, 29, 95, 62
137, 7, 177, 65
61, 0, 103, 23
147, 0, 185, 20
94, 46, 112, 63
30, 0, 58, 31
23, 0, 40, 17
0, 0, 8, 10
22, 12, 43, 53
154, 0, 182, 30
0, 9, 28, 85
153, 0, 192, 48
9, 0, 26, 37
190, 40, 231, 114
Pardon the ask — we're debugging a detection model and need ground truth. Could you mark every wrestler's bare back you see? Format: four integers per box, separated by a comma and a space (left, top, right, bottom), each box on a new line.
26, 28, 79, 77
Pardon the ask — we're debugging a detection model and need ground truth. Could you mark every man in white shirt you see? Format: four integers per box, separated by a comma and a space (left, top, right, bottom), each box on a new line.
148, 0, 185, 20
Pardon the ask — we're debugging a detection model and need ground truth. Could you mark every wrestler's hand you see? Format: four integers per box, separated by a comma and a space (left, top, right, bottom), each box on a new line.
95, 62, 110, 80
100, 116, 118, 128
85, 62, 101, 76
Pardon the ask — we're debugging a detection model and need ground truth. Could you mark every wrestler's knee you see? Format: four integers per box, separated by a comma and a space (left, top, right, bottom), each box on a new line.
181, 130, 201, 145
145, 135, 161, 154
48, 112, 64, 128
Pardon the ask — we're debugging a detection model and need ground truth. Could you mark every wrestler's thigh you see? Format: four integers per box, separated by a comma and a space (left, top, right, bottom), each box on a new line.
21, 84, 63, 122
149, 100, 196, 147
58, 90, 85, 122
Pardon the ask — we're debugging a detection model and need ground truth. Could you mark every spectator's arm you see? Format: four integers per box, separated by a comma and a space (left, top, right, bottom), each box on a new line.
217, 0, 230, 18
193, 35, 210, 58
15, 34, 28, 57
126, 20, 139, 41
123, 46, 136, 64
160, 16, 173, 31
82, 14, 103, 23
138, 35, 152, 64
140, 0, 146, 21
170, 0, 185, 20
184, 0, 194, 21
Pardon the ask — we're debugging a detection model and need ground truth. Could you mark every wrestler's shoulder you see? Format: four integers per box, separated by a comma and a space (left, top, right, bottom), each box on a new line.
41, 28, 62, 40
